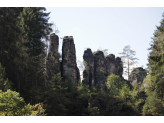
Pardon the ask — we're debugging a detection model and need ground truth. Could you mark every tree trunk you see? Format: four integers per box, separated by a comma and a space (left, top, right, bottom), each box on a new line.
1, 8, 6, 67
128, 60, 129, 80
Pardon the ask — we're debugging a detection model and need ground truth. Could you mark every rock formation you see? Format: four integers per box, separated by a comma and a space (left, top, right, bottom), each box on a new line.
129, 67, 147, 87
105, 54, 117, 75
82, 48, 95, 89
47, 34, 145, 91
47, 33, 60, 79
61, 36, 80, 86
105, 54, 123, 77
93, 51, 107, 89
82, 49, 123, 90
115, 57, 123, 77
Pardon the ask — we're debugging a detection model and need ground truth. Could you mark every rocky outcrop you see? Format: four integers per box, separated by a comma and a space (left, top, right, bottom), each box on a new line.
105, 54, 123, 77
62, 36, 80, 86
82, 48, 95, 89
93, 51, 107, 89
47, 34, 145, 91
105, 54, 117, 75
115, 57, 123, 77
47, 33, 60, 79
82, 49, 123, 90
129, 67, 147, 87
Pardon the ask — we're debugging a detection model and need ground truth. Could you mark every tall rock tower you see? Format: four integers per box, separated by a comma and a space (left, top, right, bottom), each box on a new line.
61, 36, 80, 86
47, 33, 60, 80
83, 48, 95, 89
93, 51, 107, 89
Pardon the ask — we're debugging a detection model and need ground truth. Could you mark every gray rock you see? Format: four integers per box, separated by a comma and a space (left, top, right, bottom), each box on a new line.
105, 54, 116, 75
93, 51, 107, 90
115, 57, 123, 77
129, 67, 147, 87
62, 36, 80, 86
82, 48, 95, 89
47, 33, 60, 78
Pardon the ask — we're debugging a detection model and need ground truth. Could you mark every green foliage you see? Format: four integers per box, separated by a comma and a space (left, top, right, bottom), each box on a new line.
105, 74, 123, 95
142, 92, 163, 116
0, 7, 53, 105
140, 13, 164, 116
92, 86, 98, 93
0, 89, 45, 116
119, 84, 130, 102
87, 103, 99, 116
63, 76, 89, 116
23, 103, 45, 116
0, 63, 13, 91
44, 73, 69, 116
83, 60, 88, 69
0, 89, 26, 116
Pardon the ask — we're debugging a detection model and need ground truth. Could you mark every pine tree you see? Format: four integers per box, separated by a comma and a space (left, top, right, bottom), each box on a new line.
44, 73, 69, 116
119, 45, 139, 80
142, 13, 164, 116
0, 7, 53, 105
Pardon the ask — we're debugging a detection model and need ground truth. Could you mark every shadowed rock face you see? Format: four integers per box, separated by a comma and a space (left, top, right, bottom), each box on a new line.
82, 49, 123, 90
115, 57, 123, 77
106, 54, 116, 75
129, 67, 147, 87
93, 51, 107, 89
47, 33, 60, 76
82, 48, 95, 89
62, 36, 80, 86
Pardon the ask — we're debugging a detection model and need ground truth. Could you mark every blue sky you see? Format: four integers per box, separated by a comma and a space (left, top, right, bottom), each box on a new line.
45, 7, 164, 79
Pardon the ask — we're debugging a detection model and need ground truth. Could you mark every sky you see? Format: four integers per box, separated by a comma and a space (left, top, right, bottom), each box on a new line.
45, 7, 164, 79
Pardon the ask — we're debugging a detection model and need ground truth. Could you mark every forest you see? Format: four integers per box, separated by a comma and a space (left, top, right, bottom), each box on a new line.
0, 7, 164, 116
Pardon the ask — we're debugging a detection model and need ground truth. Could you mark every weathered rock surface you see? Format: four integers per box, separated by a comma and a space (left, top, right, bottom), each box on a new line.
129, 67, 147, 87
115, 57, 123, 77
47, 33, 60, 78
82, 49, 123, 90
105, 54, 116, 75
93, 51, 107, 89
62, 36, 80, 86
82, 48, 95, 89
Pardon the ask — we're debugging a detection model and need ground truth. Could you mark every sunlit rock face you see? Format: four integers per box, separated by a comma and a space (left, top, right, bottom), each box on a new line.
129, 67, 147, 87
62, 36, 80, 86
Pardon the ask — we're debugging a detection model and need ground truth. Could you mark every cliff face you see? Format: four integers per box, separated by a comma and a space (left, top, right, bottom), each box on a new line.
62, 36, 80, 86
82, 48, 123, 90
